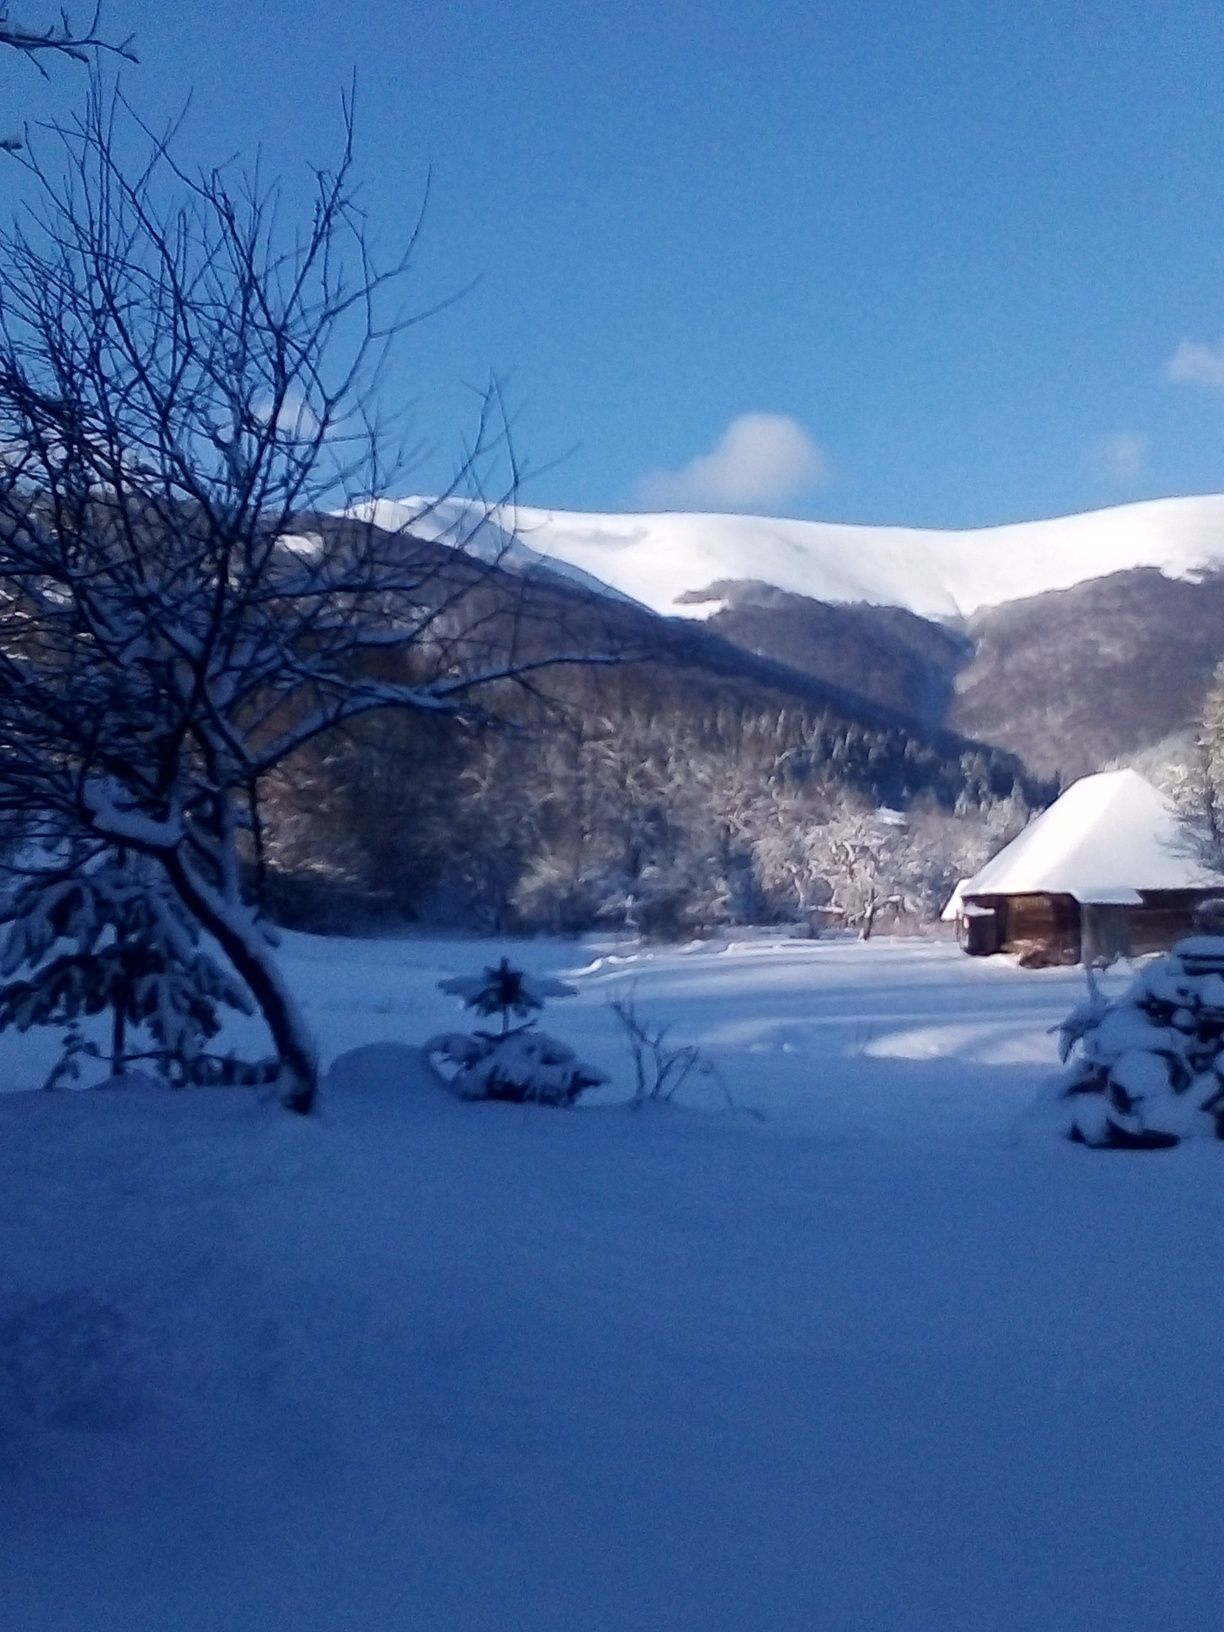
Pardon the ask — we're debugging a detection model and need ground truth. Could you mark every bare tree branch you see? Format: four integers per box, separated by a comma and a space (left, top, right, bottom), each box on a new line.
1, 5, 137, 148
0, 4, 136, 63
0, 85, 617, 1111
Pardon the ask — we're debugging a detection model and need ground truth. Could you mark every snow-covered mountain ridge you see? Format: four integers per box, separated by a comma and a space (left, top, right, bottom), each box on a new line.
361, 493, 1224, 621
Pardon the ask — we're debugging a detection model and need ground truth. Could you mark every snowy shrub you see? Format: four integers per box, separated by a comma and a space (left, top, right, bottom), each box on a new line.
427, 1028, 607, 1107
425, 957, 607, 1107
1054, 938, 1224, 1148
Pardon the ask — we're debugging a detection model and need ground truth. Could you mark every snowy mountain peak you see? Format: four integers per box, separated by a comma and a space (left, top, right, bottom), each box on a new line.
360, 493, 1224, 623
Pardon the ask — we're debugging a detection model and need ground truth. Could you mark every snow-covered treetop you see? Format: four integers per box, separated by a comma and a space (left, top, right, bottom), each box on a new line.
438, 957, 576, 1024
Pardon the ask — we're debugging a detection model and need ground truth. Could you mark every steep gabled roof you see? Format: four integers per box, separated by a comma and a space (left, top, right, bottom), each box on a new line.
959, 769, 1224, 905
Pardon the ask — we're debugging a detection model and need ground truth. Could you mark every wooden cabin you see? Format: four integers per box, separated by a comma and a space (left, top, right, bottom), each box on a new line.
944, 770, 1224, 965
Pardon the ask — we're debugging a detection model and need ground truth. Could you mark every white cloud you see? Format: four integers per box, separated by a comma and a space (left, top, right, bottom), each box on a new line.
1088, 431, 1148, 483
635, 413, 829, 510
1166, 337, 1224, 389
253, 388, 324, 440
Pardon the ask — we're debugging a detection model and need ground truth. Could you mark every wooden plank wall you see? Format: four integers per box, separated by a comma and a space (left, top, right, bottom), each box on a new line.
1003, 893, 1081, 962
961, 891, 1224, 962
1129, 892, 1214, 955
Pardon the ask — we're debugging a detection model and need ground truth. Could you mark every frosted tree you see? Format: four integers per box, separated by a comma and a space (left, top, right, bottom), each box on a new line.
1164, 752, 1224, 875
507, 727, 626, 932
442, 738, 542, 930
807, 803, 920, 939
0, 851, 251, 1087
897, 796, 1028, 925
754, 788, 836, 933
1163, 673, 1224, 874
0, 91, 612, 1110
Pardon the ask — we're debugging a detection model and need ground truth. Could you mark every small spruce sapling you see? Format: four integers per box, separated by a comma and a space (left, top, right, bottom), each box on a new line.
425, 956, 608, 1106
0, 853, 253, 1088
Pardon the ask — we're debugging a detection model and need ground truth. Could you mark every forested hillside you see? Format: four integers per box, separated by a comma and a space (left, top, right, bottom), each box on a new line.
698, 567, 1224, 782
261, 530, 1042, 936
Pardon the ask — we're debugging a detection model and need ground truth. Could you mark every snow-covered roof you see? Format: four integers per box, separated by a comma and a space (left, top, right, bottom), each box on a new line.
952, 770, 1224, 908
940, 879, 969, 922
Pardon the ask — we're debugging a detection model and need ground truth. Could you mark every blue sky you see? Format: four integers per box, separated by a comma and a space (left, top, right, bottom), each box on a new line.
6, 0, 1224, 526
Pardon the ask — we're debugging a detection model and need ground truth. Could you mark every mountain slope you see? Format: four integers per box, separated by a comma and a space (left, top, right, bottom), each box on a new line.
701, 567, 1224, 781
693, 580, 970, 727
259, 514, 1042, 931
351, 496, 1224, 782
952, 567, 1224, 777
363, 493, 1224, 621
309, 511, 1037, 794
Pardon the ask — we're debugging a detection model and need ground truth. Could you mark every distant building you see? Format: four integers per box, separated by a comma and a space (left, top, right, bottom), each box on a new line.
943, 769, 1224, 964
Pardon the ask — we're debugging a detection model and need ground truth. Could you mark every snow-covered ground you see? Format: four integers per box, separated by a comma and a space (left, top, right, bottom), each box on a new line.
364, 491, 1224, 619
5, 933, 1224, 1630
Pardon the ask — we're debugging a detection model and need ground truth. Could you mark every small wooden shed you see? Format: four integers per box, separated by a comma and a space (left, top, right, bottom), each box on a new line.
944, 769, 1224, 964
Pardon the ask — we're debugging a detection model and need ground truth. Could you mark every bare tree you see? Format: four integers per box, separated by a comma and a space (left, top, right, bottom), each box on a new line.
0, 5, 136, 148
0, 89, 610, 1110
1167, 746, 1224, 873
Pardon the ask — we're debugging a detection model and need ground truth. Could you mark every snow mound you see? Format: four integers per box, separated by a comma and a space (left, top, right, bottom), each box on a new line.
325, 1042, 452, 1118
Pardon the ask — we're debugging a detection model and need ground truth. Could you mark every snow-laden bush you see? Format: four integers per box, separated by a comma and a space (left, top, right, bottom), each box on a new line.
1055, 937, 1224, 1148
425, 957, 608, 1107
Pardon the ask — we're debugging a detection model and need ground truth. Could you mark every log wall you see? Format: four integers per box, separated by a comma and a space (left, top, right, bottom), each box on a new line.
960, 889, 1224, 963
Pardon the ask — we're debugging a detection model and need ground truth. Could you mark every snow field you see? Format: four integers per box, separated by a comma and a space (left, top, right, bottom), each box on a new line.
4, 934, 1224, 1630
368, 492, 1224, 619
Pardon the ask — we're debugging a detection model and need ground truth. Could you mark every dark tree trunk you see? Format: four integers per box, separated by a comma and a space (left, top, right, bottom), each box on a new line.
111, 993, 128, 1078
163, 851, 320, 1113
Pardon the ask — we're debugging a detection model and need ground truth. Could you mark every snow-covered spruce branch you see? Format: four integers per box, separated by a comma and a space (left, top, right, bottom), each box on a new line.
0, 850, 253, 1090
1053, 938, 1224, 1149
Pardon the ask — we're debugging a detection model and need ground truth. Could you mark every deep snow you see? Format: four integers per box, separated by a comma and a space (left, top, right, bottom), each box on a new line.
363, 491, 1224, 620
4, 933, 1224, 1631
